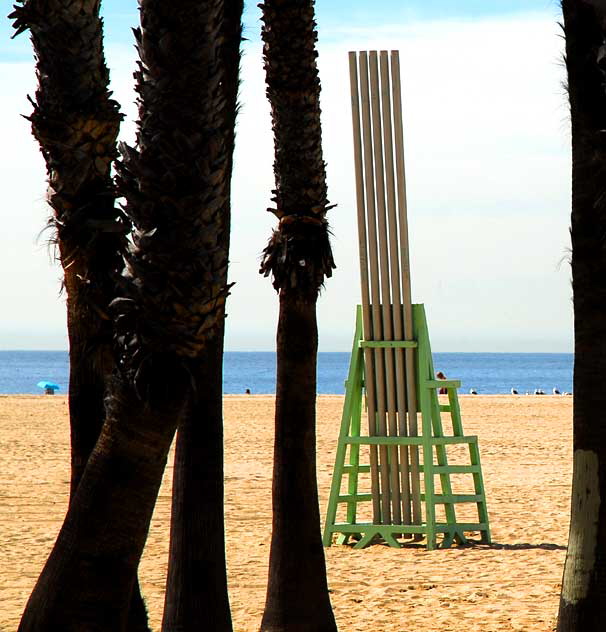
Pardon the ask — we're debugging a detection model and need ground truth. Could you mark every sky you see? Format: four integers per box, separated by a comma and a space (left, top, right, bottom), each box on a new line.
0, 0, 572, 352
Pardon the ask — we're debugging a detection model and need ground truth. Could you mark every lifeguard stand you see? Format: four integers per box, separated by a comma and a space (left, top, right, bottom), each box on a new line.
322, 51, 490, 550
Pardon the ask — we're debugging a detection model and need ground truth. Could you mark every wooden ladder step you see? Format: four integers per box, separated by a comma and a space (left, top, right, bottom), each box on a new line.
432, 465, 481, 474
435, 522, 489, 531
425, 379, 461, 389
432, 436, 478, 445
343, 435, 478, 446
337, 493, 373, 503
430, 494, 485, 504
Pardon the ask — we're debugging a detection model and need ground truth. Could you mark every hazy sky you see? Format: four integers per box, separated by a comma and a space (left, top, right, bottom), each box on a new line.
0, 0, 571, 351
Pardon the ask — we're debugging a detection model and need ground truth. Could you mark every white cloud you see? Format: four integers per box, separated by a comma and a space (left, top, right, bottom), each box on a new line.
0, 12, 572, 352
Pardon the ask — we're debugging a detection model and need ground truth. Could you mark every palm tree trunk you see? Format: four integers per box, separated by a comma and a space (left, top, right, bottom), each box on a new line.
18, 368, 189, 632
17, 0, 233, 627
162, 334, 233, 631
161, 4, 243, 629
261, 294, 336, 631
11, 3, 150, 629
558, 2, 606, 629
259, 1, 337, 629
11, 0, 126, 499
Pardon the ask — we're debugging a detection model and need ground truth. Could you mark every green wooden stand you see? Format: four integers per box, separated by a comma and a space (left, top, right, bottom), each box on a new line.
323, 304, 491, 550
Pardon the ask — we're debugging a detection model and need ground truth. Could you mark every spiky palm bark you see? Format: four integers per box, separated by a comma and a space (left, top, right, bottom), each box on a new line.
10, 2, 149, 629
558, 1, 606, 630
10, 0, 125, 508
161, 3, 243, 630
17, 0, 232, 629
259, 1, 337, 630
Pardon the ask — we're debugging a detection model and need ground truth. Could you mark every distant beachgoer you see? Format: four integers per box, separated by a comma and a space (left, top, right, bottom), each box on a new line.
534, 389, 545, 395
436, 371, 447, 395
245, 388, 251, 395
511, 388, 518, 395
469, 388, 477, 395
44, 386, 55, 395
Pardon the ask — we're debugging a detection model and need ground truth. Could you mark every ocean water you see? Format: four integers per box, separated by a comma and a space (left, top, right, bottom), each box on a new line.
0, 350, 573, 395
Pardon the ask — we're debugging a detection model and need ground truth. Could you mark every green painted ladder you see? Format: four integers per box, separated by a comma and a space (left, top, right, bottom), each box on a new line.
323, 304, 491, 550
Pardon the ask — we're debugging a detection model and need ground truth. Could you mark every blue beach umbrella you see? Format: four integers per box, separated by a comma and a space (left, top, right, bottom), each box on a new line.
37, 381, 60, 391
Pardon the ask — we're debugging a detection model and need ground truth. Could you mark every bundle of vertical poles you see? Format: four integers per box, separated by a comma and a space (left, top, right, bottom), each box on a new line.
349, 50, 422, 528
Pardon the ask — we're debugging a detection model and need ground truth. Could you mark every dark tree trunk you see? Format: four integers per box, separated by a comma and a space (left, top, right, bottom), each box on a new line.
259, 1, 337, 630
558, 1, 606, 630
11, 3, 150, 629
161, 3, 243, 629
10, 0, 126, 499
17, 0, 233, 627
18, 367, 189, 632
162, 334, 232, 631
261, 294, 336, 632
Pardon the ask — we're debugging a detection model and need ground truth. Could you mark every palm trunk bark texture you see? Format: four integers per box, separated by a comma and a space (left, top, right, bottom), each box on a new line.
559, 1, 606, 629
259, 1, 337, 630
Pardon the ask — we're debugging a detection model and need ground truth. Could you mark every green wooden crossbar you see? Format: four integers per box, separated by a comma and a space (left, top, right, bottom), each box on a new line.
359, 340, 418, 349
322, 304, 491, 550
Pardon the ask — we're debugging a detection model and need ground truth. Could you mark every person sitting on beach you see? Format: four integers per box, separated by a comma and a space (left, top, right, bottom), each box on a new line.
436, 371, 447, 395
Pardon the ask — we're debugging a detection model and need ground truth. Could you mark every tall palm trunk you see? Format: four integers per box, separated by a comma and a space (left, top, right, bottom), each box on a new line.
259, 1, 337, 630
161, 5, 243, 629
558, 1, 606, 629
18, 0, 232, 628
10, 3, 150, 629
10, 0, 124, 504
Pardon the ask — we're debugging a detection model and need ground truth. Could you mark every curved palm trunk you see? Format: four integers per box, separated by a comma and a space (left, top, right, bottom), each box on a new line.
18, 370, 190, 631
161, 5, 243, 629
259, 1, 337, 629
18, 0, 232, 628
558, 1, 606, 629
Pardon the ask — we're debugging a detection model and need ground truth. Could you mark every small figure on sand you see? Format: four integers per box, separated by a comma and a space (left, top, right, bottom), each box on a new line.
245, 388, 251, 395
436, 371, 447, 395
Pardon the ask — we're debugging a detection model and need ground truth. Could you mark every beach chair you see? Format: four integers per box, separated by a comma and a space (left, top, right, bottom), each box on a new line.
322, 51, 490, 550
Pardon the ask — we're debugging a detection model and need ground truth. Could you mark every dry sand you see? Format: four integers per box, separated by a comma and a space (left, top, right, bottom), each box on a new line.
1, 394, 572, 631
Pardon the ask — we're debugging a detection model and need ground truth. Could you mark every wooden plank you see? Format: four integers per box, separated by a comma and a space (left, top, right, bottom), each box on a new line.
348, 52, 381, 523
369, 50, 401, 524
379, 50, 412, 527
358, 50, 391, 524
359, 340, 417, 349
425, 379, 461, 389
432, 494, 484, 504
390, 50, 422, 526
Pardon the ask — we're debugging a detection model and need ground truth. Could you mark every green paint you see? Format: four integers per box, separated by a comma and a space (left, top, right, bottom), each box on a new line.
561, 449, 600, 605
322, 304, 491, 550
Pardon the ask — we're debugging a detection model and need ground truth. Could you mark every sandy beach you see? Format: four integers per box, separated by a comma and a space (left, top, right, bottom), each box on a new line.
1, 394, 571, 631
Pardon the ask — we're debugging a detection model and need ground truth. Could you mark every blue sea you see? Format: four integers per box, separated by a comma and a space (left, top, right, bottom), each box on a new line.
0, 350, 573, 395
